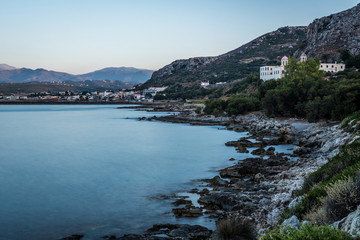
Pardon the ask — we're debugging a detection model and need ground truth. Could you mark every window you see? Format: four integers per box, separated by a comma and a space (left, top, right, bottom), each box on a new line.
326, 65, 328, 68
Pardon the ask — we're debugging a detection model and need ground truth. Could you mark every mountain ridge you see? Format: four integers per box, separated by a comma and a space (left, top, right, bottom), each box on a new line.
143, 4, 360, 89
0, 66, 153, 85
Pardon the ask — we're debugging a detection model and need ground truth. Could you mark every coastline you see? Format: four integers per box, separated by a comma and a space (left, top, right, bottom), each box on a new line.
54, 102, 352, 240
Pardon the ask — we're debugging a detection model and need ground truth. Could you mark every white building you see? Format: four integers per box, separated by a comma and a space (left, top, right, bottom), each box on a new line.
201, 81, 210, 87
320, 62, 345, 73
260, 56, 288, 81
260, 53, 346, 81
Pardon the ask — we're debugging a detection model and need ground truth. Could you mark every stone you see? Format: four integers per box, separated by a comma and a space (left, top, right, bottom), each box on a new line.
337, 205, 360, 235
282, 215, 300, 230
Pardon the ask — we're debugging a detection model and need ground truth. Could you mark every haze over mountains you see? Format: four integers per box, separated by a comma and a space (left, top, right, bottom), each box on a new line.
0, 65, 153, 85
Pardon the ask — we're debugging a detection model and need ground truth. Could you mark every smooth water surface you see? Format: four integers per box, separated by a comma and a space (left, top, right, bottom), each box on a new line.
0, 105, 244, 240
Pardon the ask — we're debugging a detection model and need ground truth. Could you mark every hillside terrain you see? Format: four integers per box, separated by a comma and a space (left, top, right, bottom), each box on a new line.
142, 26, 306, 88
143, 4, 360, 93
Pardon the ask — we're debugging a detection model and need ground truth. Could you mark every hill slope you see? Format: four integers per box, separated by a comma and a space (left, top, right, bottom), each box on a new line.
142, 26, 307, 88
143, 4, 360, 89
79, 67, 153, 84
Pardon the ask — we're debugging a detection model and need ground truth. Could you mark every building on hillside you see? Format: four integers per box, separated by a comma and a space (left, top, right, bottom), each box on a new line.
200, 81, 210, 87
320, 62, 346, 73
260, 56, 288, 81
260, 53, 346, 81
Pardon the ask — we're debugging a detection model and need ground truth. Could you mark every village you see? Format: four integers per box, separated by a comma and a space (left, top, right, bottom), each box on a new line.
0, 86, 167, 103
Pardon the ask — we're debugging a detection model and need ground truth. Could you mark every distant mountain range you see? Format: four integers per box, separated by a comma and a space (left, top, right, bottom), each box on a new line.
79, 67, 153, 83
0, 66, 154, 85
0, 64, 17, 71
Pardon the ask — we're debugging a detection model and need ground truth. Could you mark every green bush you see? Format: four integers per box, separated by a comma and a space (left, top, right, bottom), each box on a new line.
259, 223, 354, 240
214, 218, 256, 240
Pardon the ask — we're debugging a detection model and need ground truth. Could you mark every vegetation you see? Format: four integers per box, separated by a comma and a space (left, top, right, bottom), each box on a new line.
214, 218, 256, 240
203, 57, 360, 122
259, 223, 355, 240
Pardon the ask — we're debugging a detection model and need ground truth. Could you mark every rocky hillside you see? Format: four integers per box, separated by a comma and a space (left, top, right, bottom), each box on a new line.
294, 4, 360, 61
143, 4, 360, 89
142, 26, 307, 88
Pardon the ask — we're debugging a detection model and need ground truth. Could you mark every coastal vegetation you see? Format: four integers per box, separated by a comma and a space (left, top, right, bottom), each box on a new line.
259, 223, 355, 240
204, 56, 360, 122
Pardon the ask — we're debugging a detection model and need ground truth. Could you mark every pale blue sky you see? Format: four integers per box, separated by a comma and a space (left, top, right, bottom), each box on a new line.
0, 0, 358, 74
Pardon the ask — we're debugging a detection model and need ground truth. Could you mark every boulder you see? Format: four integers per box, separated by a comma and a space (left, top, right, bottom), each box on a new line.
336, 205, 360, 235
281, 215, 300, 230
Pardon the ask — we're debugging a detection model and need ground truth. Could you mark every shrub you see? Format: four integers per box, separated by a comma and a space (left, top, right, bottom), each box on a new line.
305, 176, 360, 224
259, 223, 354, 240
213, 218, 256, 240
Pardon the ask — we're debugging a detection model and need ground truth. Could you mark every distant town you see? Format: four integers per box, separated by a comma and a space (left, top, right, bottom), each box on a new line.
0, 86, 167, 103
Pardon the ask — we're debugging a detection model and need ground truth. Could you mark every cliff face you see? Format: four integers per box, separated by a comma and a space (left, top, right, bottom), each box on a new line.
295, 4, 360, 61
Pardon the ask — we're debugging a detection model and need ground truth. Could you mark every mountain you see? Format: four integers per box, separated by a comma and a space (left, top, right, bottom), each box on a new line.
0, 66, 153, 85
0, 64, 17, 71
143, 4, 360, 89
79, 67, 153, 84
0, 68, 84, 83
141, 26, 307, 88
294, 4, 360, 61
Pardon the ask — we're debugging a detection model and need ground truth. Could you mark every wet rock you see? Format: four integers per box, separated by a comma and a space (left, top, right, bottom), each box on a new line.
168, 225, 211, 239
173, 199, 192, 206
293, 146, 310, 155
61, 235, 84, 240
251, 148, 267, 155
172, 206, 203, 217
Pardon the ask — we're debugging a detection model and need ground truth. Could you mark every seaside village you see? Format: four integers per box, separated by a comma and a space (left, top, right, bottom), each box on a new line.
0, 86, 167, 102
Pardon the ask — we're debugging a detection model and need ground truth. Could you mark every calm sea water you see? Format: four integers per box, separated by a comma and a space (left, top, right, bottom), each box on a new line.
0, 105, 246, 240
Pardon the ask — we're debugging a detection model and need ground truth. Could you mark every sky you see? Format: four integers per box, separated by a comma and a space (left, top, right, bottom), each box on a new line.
0, 0, 359, 74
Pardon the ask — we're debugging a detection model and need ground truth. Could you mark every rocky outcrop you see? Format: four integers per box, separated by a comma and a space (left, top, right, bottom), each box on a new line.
334, 205, 360, 235
294, 4, 360, 60
117, 224, 212, 240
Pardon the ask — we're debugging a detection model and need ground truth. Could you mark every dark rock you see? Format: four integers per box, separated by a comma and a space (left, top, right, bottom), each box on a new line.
173, 199, 192, 206
172, 206, 203, 217
251, 148, 267, 155
61, 235, 84, 240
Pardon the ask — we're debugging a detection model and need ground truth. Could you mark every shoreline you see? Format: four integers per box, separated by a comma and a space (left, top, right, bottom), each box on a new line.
115, 104, 351, 240
51, 102, 351, 240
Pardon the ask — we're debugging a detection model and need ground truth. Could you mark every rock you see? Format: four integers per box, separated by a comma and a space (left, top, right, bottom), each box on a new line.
336, 205, 360, 235
251, 148, 267, 155
173, 199, 192, 206
172, 206, 203, 217
259, 198, 271, 205
288, 196, 304, 209
168, 225, 211, 239
255, 173, 265, 182
229, 157, 236, 161
61, 235, 84, 240
282, 215, 300, 230
293, 146, 310, 155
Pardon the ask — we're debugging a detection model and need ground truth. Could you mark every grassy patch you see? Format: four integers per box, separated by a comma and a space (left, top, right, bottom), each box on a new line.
259, 223, 355, 240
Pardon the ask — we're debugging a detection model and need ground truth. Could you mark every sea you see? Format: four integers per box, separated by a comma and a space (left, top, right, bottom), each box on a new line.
0, 104, 250, 240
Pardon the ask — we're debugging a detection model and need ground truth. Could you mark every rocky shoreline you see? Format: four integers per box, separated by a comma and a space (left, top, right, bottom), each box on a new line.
62, 104, 352, 240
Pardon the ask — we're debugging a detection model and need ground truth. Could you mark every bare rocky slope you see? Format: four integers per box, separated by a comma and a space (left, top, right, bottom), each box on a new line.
294, 4, 360, 61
